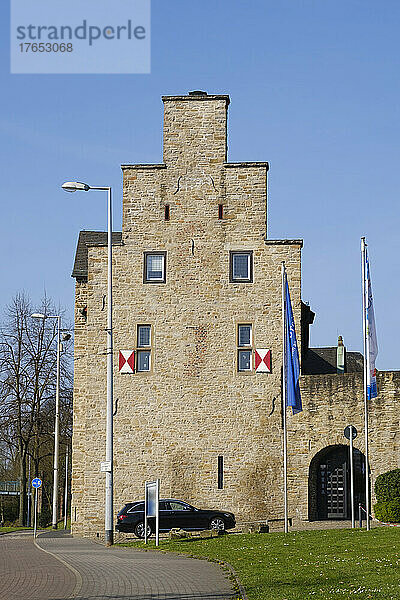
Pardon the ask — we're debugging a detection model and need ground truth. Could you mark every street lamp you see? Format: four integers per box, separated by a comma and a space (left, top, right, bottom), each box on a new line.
31, 313, 64, 530
62, 181, 114, 546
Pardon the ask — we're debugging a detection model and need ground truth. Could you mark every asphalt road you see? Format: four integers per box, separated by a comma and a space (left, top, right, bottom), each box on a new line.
0, 531, 234, 600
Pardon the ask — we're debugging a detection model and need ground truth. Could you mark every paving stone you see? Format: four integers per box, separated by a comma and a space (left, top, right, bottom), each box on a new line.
0, 532, 75, 600
36, 530, 234, 599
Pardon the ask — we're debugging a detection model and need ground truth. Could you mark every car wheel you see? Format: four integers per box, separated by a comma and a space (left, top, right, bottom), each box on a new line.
209, 517, 226, 532
134, 522, 152, 539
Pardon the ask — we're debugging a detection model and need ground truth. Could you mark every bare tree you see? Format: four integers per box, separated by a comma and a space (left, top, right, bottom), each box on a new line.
0, 293, 73, 525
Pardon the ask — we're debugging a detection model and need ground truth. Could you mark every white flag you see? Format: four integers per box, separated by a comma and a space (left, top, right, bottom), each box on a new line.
366, 250, 378, 399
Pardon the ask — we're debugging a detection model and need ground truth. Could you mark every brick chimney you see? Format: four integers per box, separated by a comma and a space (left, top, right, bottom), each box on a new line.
337, 335, 346, 374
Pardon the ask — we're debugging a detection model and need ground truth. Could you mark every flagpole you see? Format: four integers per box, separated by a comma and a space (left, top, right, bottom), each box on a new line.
361, 237, 370, 531
282, 261, 288, 534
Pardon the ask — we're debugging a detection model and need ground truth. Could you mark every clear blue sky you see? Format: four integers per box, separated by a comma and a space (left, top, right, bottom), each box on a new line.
1, 1, 399, 369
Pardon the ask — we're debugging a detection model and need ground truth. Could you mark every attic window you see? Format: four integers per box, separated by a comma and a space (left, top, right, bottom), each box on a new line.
164, 205, 170, 221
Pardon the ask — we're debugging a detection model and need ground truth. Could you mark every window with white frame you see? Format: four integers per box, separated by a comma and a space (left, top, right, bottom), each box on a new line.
144, 252, 166, 283
230, 251, 253, 283
237, 324, 253, 372
137, 324, 151, 372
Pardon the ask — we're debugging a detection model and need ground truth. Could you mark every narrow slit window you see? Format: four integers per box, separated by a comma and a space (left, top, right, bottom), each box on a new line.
218, 204, 223, 220
164, 204, 170, 221
218, 456, 223, 489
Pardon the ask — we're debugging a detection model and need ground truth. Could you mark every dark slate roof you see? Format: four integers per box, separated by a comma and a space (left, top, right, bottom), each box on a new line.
72, 231, 123, 280
302, 348, 364, 375
346, 351, 364, 373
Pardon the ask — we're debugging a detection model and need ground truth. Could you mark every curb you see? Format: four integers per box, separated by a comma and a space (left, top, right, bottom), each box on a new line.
213, 559, 248, 600
34, 532, 83, 599
116, 543, 246, 600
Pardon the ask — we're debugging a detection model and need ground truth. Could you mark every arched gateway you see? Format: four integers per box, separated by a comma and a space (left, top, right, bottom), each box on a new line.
308, 445, 366, 521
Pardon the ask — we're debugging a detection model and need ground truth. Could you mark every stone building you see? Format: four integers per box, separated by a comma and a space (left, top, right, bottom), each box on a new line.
71, 91, 400, 537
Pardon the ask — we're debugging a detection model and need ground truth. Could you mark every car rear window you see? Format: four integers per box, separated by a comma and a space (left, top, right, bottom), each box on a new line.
117, 503, 134, 516
127, 502, 144, 513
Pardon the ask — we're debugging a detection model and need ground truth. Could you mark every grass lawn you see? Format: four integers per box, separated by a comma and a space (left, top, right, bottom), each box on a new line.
0, 518, 70, 534
118, 528, 400, 599
0, 526, 32, 534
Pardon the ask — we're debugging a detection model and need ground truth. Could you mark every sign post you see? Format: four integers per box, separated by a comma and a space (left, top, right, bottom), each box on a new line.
144, 479, 160, 546
64, 450, 69, 530
27, 456, 31, 527
32, 478, 42, 538
344, 426, 357, 528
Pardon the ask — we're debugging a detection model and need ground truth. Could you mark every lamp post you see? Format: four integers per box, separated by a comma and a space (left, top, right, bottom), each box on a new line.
62, 181, 114, 546
31, 313, 62, 530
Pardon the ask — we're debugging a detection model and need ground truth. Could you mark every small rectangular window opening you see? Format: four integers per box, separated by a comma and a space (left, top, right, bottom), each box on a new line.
233, 254, 250, 280
238, 324, 252, 347
137, 325, 151, 347
165, 204, 170, 221
137, 351, 150, 372
218, 456, 223, 489
137, 324, 152, 372
237, 323, 253, 372
229, 251, 253, 283
144, 252, 166, 284
218, 204, 223, 220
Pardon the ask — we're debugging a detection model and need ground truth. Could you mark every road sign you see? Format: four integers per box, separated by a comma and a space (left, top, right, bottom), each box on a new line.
344, 425, 357, 528
32, 479, 41, 539
145, 479, 160, 546
344, 426, 357, 440
100, 461, 111, 473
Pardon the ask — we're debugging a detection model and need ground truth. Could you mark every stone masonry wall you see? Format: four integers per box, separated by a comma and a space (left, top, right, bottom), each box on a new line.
71, 93, 303, 537
288, 371, 400, 523
71, 280, 88, 534
71, 93, 400, 537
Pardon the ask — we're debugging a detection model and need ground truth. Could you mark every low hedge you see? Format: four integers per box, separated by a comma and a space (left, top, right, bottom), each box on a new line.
374, 499, 400, 523
375, 469, 400, 503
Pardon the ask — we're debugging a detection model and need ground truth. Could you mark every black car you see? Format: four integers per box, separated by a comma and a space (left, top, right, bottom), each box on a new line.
116, 498, 236, 538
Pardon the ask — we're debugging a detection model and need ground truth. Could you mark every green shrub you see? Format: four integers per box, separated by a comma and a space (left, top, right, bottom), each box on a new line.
375, 468, 400, 503
374, 499, 400, 523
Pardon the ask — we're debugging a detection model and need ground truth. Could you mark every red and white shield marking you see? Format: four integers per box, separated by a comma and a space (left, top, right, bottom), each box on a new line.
119, 350, 135, 374
255, 349, 271, 373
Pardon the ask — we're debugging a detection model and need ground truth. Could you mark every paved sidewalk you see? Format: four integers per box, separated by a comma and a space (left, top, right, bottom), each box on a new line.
36, 530, 234, 599
0, 532, 75, 600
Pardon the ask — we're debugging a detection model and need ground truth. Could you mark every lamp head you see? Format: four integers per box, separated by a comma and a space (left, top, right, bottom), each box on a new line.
62, 181, 90, 193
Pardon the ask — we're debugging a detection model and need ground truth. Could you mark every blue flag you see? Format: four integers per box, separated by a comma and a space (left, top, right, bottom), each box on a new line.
285, 274, 302, 414
366, 250, 378, 400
